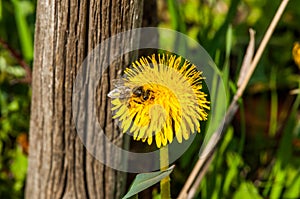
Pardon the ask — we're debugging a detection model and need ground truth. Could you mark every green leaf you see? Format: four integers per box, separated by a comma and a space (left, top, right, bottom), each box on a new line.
223, 152, 242, 195
11, 0, 34, 61
8, 100, 19, 111
10, 146, 28, 191
0, 0, 2, 20
233, 182, 263, 199
122, 165, 175, 199
283, 168, 300, 198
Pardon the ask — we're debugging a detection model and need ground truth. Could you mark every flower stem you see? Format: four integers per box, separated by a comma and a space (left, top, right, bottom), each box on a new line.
160, 146, 171, 199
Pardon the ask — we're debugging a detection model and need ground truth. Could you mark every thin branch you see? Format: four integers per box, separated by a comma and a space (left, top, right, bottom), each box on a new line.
178, 0, 290, 198
237, 28, 255, 87
187, 150, 214, 199
0, 37, 32, 84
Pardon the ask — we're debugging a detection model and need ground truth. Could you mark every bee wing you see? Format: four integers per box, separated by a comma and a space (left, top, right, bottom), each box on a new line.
108, 88, 122, 98
108, 78, 133, 98
108, 86, 132, 99
112, 78, 125, 88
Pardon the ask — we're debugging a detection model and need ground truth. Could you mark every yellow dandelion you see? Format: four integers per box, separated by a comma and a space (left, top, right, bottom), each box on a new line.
293, 42, 300, 70
108, 54, 210, 148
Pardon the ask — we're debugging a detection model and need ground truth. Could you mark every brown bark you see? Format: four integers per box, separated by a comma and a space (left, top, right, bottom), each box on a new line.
26, 1, 143, 198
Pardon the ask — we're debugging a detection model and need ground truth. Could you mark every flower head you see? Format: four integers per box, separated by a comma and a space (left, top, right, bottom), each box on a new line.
109, 54, 210, 148
293, 42, 300, 70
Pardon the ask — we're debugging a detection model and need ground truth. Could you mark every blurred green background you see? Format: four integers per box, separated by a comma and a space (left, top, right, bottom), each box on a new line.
0, 0, 299, 198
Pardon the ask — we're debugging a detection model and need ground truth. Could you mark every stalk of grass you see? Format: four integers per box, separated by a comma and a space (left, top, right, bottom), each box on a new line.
208, 0, 240, 56
268, 81, 300, 198
166, 0, 186, 33
0, 0, 2, 20
11, 0, 33, 61
237, 100, 246, 155
269, 68, 278, 137
166, 0, 187, 55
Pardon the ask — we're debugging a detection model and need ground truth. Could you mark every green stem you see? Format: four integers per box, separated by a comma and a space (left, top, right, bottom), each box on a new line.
160, 146, 171, 199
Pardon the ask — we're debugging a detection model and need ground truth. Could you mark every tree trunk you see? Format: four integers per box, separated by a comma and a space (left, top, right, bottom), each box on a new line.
26, 1, 143, 198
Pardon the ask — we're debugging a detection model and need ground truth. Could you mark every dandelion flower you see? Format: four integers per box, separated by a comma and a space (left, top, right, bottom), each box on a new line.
293, 42, 300, 70
108, 54, 210, 148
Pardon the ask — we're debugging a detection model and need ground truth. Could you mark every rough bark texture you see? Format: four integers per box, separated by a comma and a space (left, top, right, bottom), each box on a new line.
26, 0, 143, 198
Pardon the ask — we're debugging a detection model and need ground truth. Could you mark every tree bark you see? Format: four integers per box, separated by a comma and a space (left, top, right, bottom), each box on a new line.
26, 1, 143, 198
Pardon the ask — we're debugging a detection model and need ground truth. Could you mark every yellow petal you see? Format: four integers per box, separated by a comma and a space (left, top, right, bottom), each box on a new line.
147, 133, 153, 145
161, 131, 168, 146
155, 132, 162, 148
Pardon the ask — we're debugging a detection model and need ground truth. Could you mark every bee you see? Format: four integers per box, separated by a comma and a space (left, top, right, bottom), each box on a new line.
108, 79, 154, 106
131, 86, 154, 104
